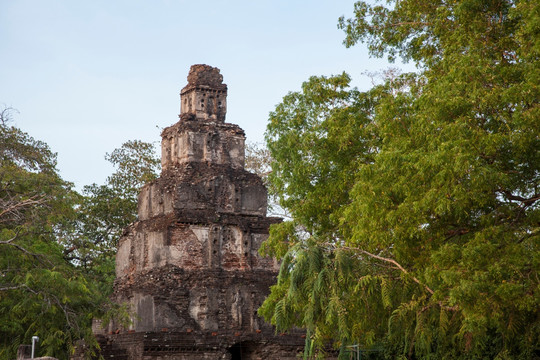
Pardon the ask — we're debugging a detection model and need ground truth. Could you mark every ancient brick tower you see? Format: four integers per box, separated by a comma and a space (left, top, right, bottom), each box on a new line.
90, 65, 304, 360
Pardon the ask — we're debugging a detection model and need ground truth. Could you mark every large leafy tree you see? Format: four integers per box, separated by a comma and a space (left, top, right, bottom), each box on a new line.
259, 0, 539, 359
0, 107, 159, 358
0, 108, 103, 359
63, 140, 160, 293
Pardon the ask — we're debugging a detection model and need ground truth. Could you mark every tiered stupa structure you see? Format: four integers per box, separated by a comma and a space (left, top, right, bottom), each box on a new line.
90, 65, 305, 359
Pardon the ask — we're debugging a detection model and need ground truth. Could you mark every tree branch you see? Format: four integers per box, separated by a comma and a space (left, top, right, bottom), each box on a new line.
0, 284, 27, 291
0, 237, 51, 265
335, 245, 461, 312
0, 283, 38, 295
0, 195, 48, 220
3, 229, 20, 243
336, 245, 435, 295
501, 190, 540, 207
358, 248, 435, 295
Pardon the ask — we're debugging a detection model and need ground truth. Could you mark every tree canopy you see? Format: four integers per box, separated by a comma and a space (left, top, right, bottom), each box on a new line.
0, 108, 102, 359
259, 0, 539, 358
63, 140, 160, 288
0, 106, 159, 359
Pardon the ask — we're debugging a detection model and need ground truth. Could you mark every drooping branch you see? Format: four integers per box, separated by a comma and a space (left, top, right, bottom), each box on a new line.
357, 248, 434, 295
0, 236, 51, 265
2, 229, 20, 244
334, 244, 434, 295
336, 245, 461, 311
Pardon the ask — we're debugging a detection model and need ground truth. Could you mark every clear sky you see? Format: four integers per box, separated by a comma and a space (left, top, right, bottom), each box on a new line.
0, 0, 412, 189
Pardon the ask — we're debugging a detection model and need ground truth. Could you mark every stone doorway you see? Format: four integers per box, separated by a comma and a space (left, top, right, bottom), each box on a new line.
227, 341, 257, 360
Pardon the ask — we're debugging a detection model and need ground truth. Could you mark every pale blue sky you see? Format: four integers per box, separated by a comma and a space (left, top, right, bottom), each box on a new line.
1, 0, 412, 189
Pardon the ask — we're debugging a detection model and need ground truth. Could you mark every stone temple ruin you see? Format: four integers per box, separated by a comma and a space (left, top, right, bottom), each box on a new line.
87, 65, 305, 359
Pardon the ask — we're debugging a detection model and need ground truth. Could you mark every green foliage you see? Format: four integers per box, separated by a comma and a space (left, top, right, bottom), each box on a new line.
104, 140, 161, 202
265, 73, 380, 238
0, 108, 102, 359
63, 140, 160, 292
260, 0, 539, 358
0, 110, 149, 359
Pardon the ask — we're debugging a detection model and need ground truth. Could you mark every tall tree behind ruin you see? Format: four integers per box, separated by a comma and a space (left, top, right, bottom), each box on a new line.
259, 0, 539, 358
63, 140, 160, 292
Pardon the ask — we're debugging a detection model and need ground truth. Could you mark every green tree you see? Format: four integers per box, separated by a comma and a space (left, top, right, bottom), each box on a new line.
63, 140, 160, 293
0, 108, 103, 359
0, 111, 152, 359
259, 0, 539, 358
103, 140, 161, 204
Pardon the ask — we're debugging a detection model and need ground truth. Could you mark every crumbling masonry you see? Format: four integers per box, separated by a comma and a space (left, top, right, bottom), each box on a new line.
87, 65, 305, 359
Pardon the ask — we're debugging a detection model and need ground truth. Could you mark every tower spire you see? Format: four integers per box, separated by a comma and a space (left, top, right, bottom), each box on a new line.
180, 64, 227, 122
